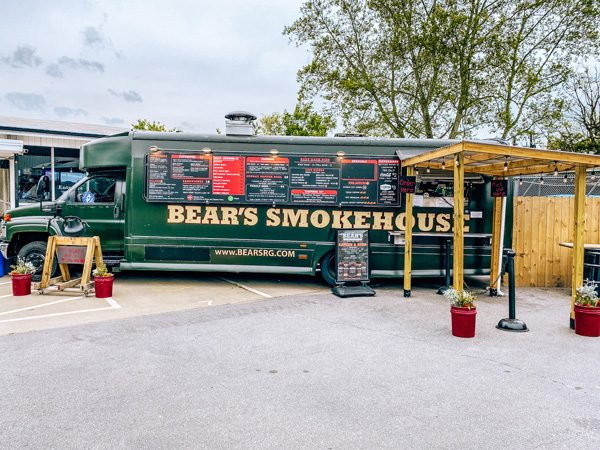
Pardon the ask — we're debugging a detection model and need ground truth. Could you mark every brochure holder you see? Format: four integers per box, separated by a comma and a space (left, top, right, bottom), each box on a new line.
331, 229, 375, 298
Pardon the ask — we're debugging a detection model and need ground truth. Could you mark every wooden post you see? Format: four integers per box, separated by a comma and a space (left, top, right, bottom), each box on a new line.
404, 165, 414, 297
41, 236, 58, 289
490, 178, 504, 294
571, 164, 587, 327
453, 153, 465, 290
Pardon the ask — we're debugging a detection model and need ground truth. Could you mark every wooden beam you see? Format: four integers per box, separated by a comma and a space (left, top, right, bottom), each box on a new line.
571, 165, 587, 325
40, 236, 58, 289
81, 239, 96, 286
401, 142, 465, 167
462, 142, 600, 166
471, 158, 564, 173
404, 166, 414, 297
471, 162, 574, 177
453, 153, 465, 290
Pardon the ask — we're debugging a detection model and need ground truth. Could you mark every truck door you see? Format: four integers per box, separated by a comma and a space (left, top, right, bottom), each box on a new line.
62, 174, 125, 253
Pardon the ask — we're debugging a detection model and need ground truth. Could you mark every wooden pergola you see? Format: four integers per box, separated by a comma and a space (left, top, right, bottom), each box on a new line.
399, 140, 600, 326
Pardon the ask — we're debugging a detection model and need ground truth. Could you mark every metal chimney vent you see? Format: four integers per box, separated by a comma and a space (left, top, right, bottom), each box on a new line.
225, 111, 257, 136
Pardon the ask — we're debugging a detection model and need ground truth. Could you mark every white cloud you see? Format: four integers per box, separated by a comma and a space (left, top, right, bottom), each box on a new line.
4, 92, 46, 111
108, 89, 143, 103
2, 45, 43, 68
0, 0, 308, 132
54, 107, 87, 118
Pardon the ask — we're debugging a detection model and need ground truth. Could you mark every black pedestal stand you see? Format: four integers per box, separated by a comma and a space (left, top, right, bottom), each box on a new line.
496, 249, 529, 332
437, 238, 453, 295
332, 283, 376, 298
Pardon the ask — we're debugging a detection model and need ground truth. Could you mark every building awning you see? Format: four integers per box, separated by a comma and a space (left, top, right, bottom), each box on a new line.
0, 138, 23, 159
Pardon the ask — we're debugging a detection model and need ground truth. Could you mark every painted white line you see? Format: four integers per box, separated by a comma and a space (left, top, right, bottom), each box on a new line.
0, 281, 13, 285
198, 300, 213, 306
104, 297, 121, 309
0, 297, 120, 324
0, 294, 15, 299
219, 277, 273, 298
0, 296, 83, 317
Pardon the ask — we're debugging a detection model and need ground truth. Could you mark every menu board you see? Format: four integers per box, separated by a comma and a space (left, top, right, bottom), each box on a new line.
146, 152, 400, 206
335, 229, 370, 283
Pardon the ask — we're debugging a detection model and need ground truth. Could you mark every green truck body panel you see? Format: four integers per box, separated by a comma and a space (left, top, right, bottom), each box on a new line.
2, 131, 497, 281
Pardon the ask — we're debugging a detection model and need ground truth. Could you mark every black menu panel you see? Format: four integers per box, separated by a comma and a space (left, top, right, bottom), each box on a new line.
145, 152, 400, 206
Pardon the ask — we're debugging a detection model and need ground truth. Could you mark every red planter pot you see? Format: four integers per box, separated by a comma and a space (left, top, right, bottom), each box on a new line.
451, 305, 477, 338
574, 304, 600, 337
94, 275, 114, 298
12, 273, 32, 296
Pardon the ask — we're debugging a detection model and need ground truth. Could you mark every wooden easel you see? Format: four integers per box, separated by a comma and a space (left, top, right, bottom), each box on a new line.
34, 236, 103, 295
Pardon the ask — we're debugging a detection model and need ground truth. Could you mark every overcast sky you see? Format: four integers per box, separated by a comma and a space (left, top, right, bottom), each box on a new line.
0, 0, 310, 133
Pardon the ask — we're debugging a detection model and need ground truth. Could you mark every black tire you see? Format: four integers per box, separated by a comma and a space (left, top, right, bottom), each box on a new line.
319, 251, 337, 286
17, 241, 57, 282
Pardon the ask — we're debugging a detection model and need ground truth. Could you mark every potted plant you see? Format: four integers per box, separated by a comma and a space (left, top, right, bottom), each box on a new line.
10, 257, 36, 296
93, 263, 114, 298
444, 287, 477, 338
574, 281, 600, 337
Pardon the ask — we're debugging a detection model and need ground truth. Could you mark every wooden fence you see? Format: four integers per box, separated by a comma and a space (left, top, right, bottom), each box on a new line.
512, 196, 600, 287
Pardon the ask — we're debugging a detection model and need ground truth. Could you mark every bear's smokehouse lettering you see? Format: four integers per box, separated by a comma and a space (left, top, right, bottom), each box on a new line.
166, 205, 469, 232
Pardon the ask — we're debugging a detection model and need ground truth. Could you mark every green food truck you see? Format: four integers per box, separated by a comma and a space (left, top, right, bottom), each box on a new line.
1, 114, 496, 283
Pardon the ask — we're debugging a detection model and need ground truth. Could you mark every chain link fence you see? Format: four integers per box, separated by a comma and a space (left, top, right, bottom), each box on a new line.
513, 173, 600, 197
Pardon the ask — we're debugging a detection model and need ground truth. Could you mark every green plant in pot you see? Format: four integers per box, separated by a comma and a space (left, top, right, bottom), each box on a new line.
92, 263, 114, 299
10, 257, 36, 275
573, 280, 600, 337
92, 263, 112, 278
444, 287, 477, 338
443, 287, 476, 309
575, 281, 599, 308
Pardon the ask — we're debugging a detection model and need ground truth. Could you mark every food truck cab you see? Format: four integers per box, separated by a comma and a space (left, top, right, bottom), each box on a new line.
1, 115, 495, 283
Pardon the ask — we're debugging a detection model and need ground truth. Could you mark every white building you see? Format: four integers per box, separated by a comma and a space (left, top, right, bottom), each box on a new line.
0, 116, 127, 212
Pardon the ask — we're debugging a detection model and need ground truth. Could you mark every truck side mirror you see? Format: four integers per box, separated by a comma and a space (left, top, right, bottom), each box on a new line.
41, 203, 62, 216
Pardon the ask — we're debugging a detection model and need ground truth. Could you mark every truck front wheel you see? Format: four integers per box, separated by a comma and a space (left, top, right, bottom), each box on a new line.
319, 251, 337, 286
17, 241, 57, 282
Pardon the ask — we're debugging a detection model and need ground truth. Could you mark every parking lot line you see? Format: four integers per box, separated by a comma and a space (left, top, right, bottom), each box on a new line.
219, 277, 273, 298
0, 297, 121, 324
0, 281, 12, 286
0, 295, 85, 317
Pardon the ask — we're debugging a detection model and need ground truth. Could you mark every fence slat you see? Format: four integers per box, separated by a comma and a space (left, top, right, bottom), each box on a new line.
511, 196, 600, 287
544, 196, 555, 287
530, 197, 540, 286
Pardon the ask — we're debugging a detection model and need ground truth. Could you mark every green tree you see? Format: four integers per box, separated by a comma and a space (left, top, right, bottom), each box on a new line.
256, 112, 285, 136
132, 119, 182, 132
284, 0, 600, 141
257, 102, 336, 136
548, 68, 600, 153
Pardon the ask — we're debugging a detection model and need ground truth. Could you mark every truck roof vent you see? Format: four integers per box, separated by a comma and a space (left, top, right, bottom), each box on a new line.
225, 111, 257, 136
334, 132, 365, 138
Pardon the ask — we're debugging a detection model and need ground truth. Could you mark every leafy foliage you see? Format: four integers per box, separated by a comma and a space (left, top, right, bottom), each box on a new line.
284, 0, 600, 142
548, 68, 600, 154
575, 281, 599, 307
443, 287, 477, 309
132, 119, 182, 133
10, 257, 36, 275
92, 263, 112, 277
257, 102, 336, 136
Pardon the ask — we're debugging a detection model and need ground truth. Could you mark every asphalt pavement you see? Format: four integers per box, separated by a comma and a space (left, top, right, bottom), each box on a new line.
0, 277, 599, 449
